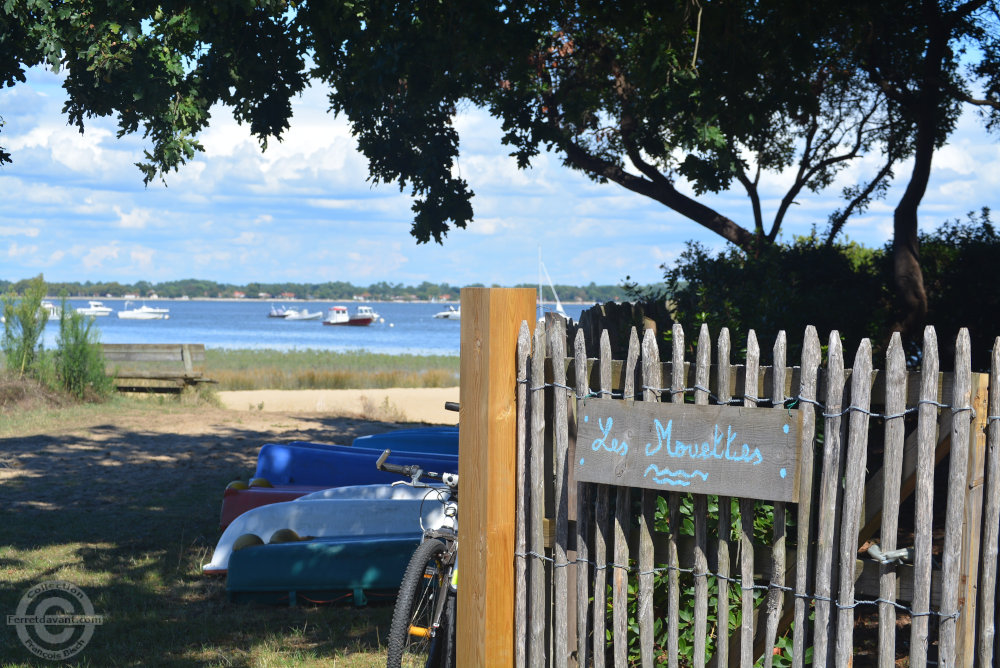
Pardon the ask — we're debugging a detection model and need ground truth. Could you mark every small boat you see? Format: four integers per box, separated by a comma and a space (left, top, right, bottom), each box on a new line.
323, 304, 380, 326
252, 441, 458, 487
225, 533, 421, 605
40, 300, 61, 320
75, 300, 113, 317
118, 301, 170, 320
267, 304, 289, 318
204, 485, 451, 573
283, 308, 323, 321
219, 428, 459, 527
433, 304, 461, 320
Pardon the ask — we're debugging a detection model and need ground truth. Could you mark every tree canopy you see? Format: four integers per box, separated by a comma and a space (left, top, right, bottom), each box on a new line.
2, 0, 998, 332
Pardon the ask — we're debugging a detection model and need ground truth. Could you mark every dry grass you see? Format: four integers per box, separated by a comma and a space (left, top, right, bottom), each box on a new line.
204, 349, 459, 391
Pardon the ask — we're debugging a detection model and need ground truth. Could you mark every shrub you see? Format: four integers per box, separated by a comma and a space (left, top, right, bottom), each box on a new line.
658, 235, 890, 360
55, 300, 113, 399
1, 274, 49, 378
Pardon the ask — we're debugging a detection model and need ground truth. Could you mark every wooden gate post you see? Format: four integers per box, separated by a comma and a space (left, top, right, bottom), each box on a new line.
457, 287, 536, 668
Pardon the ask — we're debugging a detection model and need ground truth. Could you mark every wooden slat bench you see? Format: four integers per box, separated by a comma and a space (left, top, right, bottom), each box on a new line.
103, 343, 215, 393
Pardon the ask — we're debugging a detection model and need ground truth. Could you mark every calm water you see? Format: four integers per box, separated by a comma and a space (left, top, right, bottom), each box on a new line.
39, 300, 589, 355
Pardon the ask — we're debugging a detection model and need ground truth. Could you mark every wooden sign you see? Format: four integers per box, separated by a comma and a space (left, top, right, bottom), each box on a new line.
575, 398, 803, 502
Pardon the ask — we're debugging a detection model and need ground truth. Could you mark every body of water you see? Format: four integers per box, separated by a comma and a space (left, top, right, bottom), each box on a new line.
39, 300, 590, 355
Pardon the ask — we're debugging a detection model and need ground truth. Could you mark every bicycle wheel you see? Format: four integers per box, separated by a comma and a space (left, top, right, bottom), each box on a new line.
386, 538, 455, 668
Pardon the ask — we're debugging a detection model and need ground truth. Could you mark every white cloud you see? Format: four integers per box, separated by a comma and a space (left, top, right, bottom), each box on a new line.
129, 247, 155, 268
233, 231, 258, 245
81, 243, 121, 269
0, 226, 40, 237
7, 242, 38, 258
114, 205, 153, 230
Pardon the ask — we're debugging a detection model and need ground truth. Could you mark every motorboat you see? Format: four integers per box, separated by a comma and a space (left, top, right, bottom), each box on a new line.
40, 300, 61, 320
118, 301, 170, 320
267, 304, 289, 318
75, 300, 113, 317
433, 304, 460, 320
283, 308, 323, 321
323, 305, 350, 325
323, 304, 380, 326
352, 305, 381, 325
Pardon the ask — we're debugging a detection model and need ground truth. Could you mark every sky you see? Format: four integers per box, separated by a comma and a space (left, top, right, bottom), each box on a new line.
1, 66, 999, 289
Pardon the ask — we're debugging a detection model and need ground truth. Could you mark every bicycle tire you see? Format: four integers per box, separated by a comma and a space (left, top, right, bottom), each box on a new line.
386, 538, 455, 668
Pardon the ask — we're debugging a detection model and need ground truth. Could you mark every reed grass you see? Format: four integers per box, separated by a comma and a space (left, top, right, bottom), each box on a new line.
204, 349, 459, 391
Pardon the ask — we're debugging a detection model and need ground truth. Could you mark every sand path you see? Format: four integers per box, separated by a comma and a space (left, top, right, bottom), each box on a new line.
215, 387, 460, 425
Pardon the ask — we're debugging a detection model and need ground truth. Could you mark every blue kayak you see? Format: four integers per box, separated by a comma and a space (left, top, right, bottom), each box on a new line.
226, 533, 421, 606
351, 425, 458, 454
253, 441, 457, 487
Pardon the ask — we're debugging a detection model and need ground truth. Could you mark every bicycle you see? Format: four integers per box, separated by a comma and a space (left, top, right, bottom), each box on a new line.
377, 448, 459, 668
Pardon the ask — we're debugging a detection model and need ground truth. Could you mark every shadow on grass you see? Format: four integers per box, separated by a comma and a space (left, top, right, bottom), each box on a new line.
0, 414, 419, 666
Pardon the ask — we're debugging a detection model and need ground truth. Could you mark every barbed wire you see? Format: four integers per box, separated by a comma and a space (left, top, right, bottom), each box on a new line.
518, 379, 978, 422
513, 549, 959, 621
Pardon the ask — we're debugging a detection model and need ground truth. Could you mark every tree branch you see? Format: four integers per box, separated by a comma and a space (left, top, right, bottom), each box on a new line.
561, 139, 755, 250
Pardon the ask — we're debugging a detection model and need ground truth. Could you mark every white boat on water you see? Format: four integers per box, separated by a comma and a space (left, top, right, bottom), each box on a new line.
433, 305, 460, 320
283, 307, 323, 321
323, 305, 380, 326
267, 304, 289, 318
41, 300, 61, 320
118, 301, 170, 320
76, 300, 113, 317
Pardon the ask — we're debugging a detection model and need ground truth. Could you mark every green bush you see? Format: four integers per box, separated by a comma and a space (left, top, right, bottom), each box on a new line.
630, 210, 999, 369
919, 208, 999, 370
659, 235, 889, 361
1, 274, 49, 378
55, 300, 113, 400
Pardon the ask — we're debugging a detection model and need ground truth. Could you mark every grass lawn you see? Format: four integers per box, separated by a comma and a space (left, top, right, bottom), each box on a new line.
0, 395, 401, 667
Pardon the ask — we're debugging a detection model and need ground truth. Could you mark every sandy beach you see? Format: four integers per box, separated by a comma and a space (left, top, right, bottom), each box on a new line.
216, 386, 461, 424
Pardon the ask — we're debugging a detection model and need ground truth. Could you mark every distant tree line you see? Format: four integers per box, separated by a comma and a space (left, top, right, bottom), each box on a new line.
0, 277, 634, 303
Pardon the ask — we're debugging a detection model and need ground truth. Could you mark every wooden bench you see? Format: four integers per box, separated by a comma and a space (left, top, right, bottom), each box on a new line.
103, 343, 215, 393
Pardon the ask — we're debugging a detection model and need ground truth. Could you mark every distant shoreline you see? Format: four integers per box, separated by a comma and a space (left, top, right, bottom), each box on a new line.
47, 296, 581, 305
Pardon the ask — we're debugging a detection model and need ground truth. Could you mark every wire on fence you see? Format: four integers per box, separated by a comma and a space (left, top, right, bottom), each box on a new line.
512, 550, 960, 621
520, 379, 977, 423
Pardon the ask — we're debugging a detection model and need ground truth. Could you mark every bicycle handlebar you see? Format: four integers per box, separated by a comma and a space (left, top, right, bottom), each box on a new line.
375, 449, 459, 488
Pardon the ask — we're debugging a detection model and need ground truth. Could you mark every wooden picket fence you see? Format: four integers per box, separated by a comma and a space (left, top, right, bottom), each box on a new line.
511, 317, 998, 667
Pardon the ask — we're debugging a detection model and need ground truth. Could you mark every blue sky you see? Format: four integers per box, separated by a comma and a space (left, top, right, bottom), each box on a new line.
2, 66, 998, 289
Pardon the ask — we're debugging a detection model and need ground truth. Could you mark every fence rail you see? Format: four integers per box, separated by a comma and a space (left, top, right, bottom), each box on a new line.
511, 318, 995, 667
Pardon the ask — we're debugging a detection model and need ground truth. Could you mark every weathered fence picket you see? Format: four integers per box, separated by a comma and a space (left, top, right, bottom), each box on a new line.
551, 318, 570, 668
792, 326, 820, 668
911, 327, 940, 668
574, 329, 590, 668
940, 329, 973, 663
762, 331, 787, 668
835, 339, 874, 664
692, 324, 711, 668
716, 328, 733, 668
813, 332, 845, 668
878, 333, 907, 668
528, 322, 546, 666
593, 330, 612, 668
506, 314, 996, 668
514, 322, 530, 668
980, 338, 1000, 666
739, 331, 760, 668
639, 329, 659, 667
667, 324, 684, 668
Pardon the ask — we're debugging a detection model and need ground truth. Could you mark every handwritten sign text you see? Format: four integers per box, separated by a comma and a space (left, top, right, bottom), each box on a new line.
575, 398, 803, 502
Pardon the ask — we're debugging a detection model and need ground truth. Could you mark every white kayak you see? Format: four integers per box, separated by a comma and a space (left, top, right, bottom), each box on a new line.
203, 484, 451, 574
